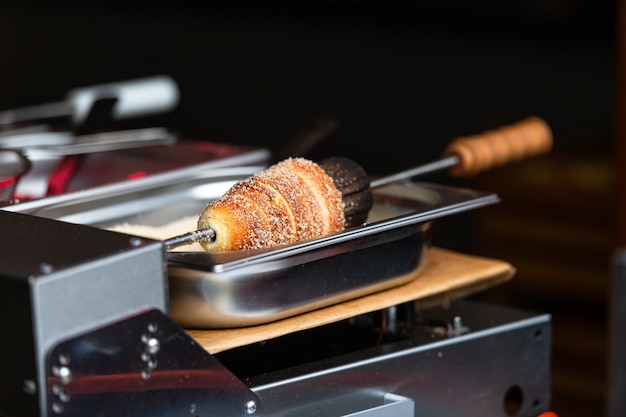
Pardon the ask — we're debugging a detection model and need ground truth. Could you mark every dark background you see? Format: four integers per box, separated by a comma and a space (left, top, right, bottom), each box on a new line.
0, 1, 618, 416
0, 0, 615, 174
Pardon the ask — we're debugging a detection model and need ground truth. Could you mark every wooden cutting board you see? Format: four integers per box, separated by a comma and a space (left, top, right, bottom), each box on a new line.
187, 246, 515, 354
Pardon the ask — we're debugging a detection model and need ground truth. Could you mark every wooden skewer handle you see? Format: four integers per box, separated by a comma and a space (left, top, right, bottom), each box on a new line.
442, 116, 553, 177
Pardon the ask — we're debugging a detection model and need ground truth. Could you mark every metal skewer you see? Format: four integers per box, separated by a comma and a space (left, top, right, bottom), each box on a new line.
369, 155, 459, 189
164, 116, 553, 251
165, 227, 216, 251
163, 156, 458, 250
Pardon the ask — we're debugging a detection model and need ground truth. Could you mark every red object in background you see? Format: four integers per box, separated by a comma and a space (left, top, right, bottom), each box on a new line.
46, 155, 84, 196
126, 171, 147, 180
0, 177, 16, 201
537, 412, 558, 417
8, 139, 263, 202
0, 177, 16, 188
56, 140, 259, 194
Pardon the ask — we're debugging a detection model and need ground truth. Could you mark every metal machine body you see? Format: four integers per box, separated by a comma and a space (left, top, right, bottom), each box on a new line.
41, 309, 260, 417
223, 300, 552, 417
0, 210, 167, 416
0, 211, 552, 417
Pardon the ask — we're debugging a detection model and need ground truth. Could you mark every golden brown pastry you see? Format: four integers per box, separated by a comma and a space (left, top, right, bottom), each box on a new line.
197, 157, 346, 252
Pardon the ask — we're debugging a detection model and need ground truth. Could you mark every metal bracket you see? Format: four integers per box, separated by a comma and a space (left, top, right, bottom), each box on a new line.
45, 309, 261, 417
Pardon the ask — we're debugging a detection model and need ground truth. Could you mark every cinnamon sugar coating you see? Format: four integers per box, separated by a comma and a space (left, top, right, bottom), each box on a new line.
198, 158, 345, 252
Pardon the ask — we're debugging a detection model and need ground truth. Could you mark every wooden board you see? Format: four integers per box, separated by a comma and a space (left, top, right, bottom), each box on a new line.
187, 246, 515, 354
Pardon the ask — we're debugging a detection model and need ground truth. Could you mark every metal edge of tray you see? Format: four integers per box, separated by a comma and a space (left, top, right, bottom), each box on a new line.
1, 147, 271, 214
166, 182, 500, 273
168, 221, 432, 328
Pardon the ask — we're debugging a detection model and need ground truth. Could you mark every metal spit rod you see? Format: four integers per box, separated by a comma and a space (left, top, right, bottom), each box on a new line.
164, 116, 553, 250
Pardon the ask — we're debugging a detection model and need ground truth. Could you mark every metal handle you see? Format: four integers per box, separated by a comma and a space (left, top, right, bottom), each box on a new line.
66, 75, 180, 125
0, 75, 180, 127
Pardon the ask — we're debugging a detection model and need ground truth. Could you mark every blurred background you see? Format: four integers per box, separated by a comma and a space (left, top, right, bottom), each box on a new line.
0, 1, 618, 416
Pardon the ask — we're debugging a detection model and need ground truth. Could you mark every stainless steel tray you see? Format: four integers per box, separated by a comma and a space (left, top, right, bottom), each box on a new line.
4, 168, 499, 329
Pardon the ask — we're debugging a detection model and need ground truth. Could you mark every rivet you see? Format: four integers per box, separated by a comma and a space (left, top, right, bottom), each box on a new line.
22, 379, 36, 395
245, 400, 257, 414
146, 358, 158, 370
58, 389, 71, 403
40, 263, 54, 274
147, 322, 158, 333
51, 401, 63, 414
144, 337, 160, 354
57, 367, 72, 385
58, 354, 70, 366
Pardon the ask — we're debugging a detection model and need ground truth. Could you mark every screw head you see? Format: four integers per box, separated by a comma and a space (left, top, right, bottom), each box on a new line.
245, 400, 257, 414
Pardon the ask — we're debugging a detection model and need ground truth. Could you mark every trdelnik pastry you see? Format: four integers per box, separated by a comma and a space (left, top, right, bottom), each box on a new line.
197, 157, 372, 252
